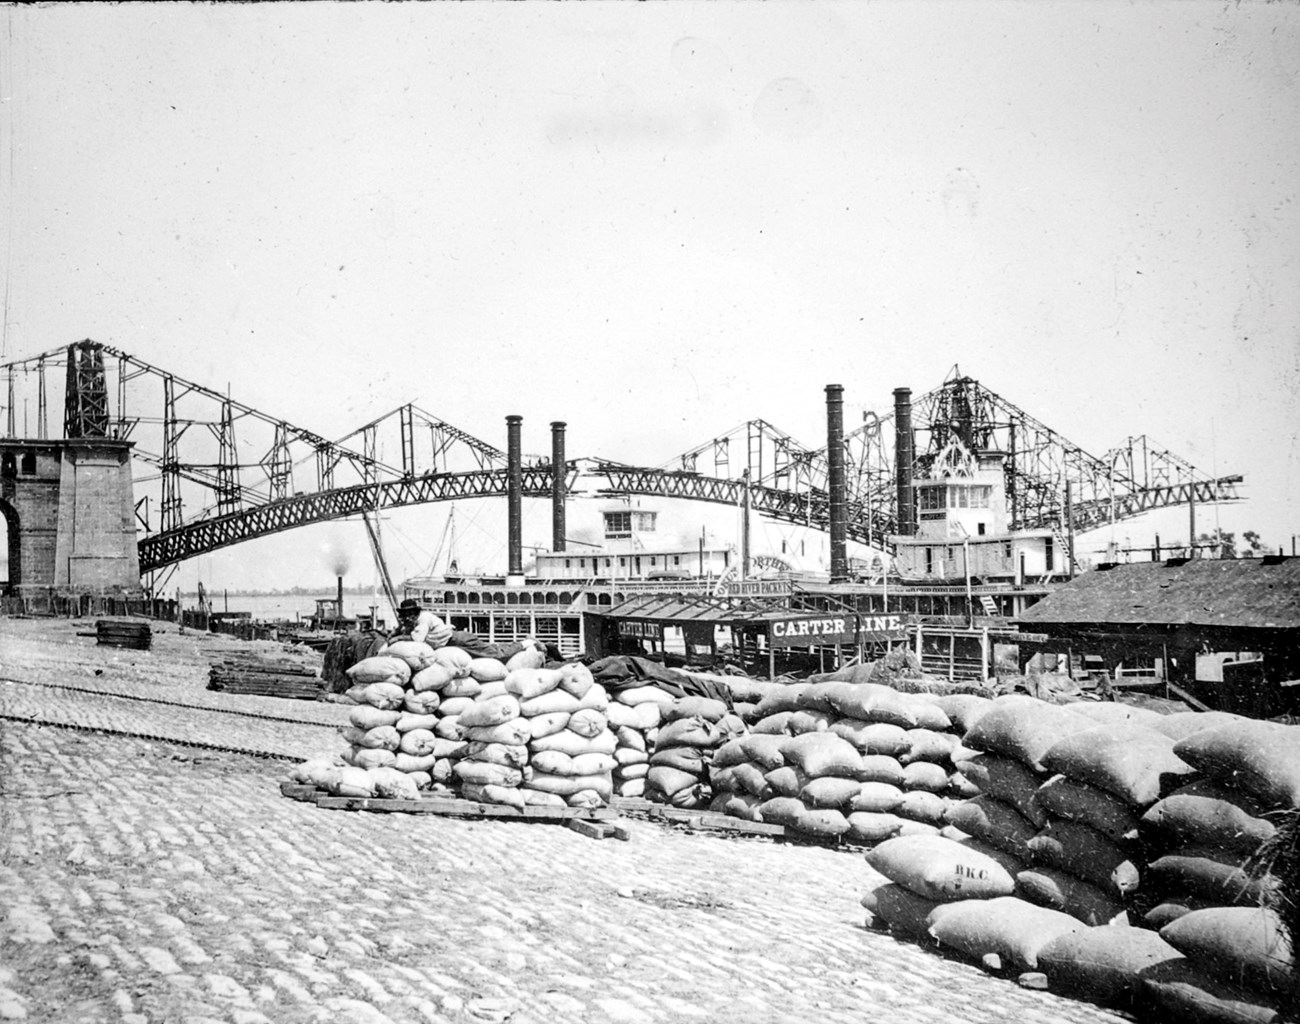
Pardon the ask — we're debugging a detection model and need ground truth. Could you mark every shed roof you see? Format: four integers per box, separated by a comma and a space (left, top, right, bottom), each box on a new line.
1017, 557, 1300, 630
601, 593, 787, 626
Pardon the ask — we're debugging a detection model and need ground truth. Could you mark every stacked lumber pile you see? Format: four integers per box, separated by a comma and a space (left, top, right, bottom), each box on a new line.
207, 653, 325, 700
95, 618, 152, 651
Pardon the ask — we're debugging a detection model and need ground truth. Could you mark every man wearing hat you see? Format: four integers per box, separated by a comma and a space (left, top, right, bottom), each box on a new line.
391, 598, 453, 648
390, 598, 550, 664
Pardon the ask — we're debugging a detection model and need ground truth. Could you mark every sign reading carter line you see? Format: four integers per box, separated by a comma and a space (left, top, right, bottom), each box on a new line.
768, 612, 907, 647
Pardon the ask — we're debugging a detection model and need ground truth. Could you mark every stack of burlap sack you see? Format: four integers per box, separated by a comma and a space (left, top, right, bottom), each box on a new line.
946, 695, 1161, 927
606, 685, 671, 800
511, 660, 617, 809
641, 696, 745, 809
706, 680, 973, 840
1139, 712, 1286, 924
291, 639, 620, 810
862, 832, 1084, 974
1115, 715, 1299, 1024
862, 693, 1300, 1024
297, 641, 469, 801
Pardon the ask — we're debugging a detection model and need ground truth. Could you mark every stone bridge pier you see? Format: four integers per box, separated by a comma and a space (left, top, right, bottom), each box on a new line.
0, 437, 140, 597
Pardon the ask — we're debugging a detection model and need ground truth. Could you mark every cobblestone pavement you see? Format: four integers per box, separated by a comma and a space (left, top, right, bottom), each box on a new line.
1, 622, 351, 728
0, 621, 351, 762
0, 680, 348, 763
0, 620, 1133, 1024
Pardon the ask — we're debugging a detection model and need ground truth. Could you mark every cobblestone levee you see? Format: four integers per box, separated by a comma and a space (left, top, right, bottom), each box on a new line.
0, 619, 1133, 1024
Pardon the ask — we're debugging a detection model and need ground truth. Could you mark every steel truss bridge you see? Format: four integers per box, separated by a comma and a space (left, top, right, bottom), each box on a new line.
2, 342, 1243, 588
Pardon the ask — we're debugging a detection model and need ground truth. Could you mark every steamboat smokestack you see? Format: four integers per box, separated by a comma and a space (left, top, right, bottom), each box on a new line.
894, 387, 915, 537
506, 415, 523, 581
550, 421, 567, 553
336, 575, 344, 625
826, 384, 848, 583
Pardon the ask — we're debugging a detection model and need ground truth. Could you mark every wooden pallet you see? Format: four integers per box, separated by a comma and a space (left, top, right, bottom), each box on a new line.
640, 804, 786, 837
611, 796, 655, 813
280, 781, 618, 822
616, 799, 875, 847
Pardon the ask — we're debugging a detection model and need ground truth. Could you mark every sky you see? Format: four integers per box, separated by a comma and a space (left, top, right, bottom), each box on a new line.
2, 1, 1298, 596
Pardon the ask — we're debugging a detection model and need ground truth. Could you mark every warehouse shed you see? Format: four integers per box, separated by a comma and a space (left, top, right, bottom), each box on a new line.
1016, 556, 1300, 717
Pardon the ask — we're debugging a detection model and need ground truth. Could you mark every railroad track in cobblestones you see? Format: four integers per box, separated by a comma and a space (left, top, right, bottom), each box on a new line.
0, 675, 343, 762
0, 709, 303, 761
0, 675, 343, 727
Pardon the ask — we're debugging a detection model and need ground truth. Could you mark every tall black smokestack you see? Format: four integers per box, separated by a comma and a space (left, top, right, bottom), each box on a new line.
337, 575, 343, 622
506, 415, 523, 579
826, 384, 848, 582
550, 421, 567, 553
894, 387, 915, 537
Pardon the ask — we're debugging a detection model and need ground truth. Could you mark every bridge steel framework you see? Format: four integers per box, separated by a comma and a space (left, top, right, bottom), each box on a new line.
1, 343, 1245, 583
136, 467, 570, 573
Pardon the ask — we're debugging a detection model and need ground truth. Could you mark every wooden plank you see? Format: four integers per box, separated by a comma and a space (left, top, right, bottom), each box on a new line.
567, 818, 634, 841
581, 807, 618, 821
313, 795, 522, 816
519, 805, 617, 821
567, 818, 610, 840
644, 803, 785, 836
1164, 681, 1215, 713
303, 791, 621, 822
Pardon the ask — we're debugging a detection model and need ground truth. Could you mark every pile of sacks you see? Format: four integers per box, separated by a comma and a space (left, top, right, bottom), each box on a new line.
862, 694, 1300, 1024
948, 698, 1295, 935
862, 833, 1084, 974
863, 833, 1297, 1024
291, 639, 620, 810
1140, 713, 1290, 925
946, 695, 1164, 927
707, 680, 973, 840
508, 661, 617, 809
606, 685, 672, 800
642, 696, 745, 809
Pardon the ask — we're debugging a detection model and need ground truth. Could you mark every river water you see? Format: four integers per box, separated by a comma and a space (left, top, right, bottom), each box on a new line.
185, 592, 399, 625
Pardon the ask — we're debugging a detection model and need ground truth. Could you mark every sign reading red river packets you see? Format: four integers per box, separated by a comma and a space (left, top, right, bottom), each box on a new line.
768, 613, 906, 647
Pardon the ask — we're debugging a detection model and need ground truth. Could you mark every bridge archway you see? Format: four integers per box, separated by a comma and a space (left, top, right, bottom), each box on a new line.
0, 496, 20, 593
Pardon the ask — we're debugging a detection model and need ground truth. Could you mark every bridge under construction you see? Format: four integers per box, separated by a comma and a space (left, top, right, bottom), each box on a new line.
0, 340, 1243, 602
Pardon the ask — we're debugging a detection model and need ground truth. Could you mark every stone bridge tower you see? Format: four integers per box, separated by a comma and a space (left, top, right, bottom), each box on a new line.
1, 342, 140, 597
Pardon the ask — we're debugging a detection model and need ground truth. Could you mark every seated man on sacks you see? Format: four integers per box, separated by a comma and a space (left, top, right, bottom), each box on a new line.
389, 598, 453, 647
389, 598, 543, 663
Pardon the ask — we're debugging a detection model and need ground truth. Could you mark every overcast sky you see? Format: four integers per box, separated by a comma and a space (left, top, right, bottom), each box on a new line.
2, 2, 1297, 595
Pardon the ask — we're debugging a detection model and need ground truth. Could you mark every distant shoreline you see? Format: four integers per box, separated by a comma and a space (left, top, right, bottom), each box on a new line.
178, 587, 388, 599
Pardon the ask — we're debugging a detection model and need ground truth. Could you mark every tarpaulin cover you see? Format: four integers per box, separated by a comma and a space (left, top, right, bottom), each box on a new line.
587, 655, 732, 705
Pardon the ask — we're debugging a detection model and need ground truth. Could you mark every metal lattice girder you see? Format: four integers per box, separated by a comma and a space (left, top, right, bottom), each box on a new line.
411, 406, 504, 470
88, 344, 399, 520
259, 422, 294, 502
400, 404, 416, 477
587, 463, 897, 548
138, 466, 568, 572
316, 442, 342, 492
673, 419, 824, 487
1057, 475, 1244, 533
36, 357, 48, 440
63, 340, 110, 439
207, 398, 240, 514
